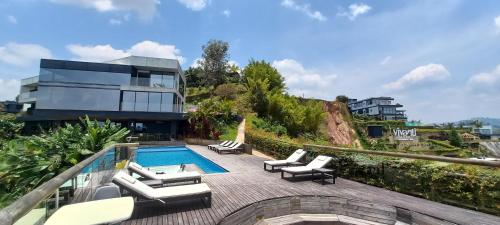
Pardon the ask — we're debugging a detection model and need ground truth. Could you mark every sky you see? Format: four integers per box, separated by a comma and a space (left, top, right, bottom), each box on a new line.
1, 0, 500, 123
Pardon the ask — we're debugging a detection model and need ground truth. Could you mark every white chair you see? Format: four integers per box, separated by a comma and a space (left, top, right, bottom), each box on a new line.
127, 162, 201, 185
216, 142, 244, 154
263, 149, 307, 171
112, 171, 212, 207
281, 155, 333, 180
208, 140, 233, 150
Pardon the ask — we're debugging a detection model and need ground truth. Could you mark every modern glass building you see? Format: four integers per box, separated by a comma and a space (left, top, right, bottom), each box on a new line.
18, 56, 186, 139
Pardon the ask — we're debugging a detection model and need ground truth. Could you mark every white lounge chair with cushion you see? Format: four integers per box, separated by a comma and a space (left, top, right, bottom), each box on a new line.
263, 149, 307, 172
281, 155, 333, 180
216, 142, 244, 154
112, 171, 212, 207
127, 162, 201, 185
208, 140, 233, 150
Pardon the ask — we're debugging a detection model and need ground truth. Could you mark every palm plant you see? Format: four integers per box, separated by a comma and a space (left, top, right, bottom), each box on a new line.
0, 116, 129, 208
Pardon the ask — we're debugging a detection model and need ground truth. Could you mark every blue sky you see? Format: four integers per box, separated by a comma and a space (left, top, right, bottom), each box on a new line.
1, 0, 500, 123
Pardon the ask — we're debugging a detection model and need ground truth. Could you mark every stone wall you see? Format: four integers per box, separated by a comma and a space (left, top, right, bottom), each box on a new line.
218, 195, 457, 225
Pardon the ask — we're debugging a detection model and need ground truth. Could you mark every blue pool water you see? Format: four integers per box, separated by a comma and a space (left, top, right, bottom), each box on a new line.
135, 146, 227, 174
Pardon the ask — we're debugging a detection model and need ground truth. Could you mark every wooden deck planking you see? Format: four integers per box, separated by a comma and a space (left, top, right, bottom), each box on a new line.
120, 145, 500, 225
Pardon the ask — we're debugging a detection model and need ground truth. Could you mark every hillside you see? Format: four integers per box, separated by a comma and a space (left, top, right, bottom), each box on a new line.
323, 101, 360, 147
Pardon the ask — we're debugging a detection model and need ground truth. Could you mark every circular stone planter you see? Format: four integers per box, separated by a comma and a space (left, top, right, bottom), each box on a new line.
217, 195, 457, 225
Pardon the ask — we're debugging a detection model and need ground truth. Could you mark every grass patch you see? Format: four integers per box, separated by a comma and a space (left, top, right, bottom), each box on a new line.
219, 122, 239, 141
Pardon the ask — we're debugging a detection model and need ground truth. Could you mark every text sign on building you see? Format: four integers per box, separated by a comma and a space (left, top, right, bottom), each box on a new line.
392, 128, 417, 141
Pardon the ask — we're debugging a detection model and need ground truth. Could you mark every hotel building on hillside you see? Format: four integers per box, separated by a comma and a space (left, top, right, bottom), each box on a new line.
17, 56, 186, 139
348, 97, 407, 121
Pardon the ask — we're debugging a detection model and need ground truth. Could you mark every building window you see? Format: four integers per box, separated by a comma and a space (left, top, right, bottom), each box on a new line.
134, 92, 148, 111
161, 93, 174, 112
121, 91, 180, 113
148, 92, 161, 112
151, 74, 163, 88
163, 73, 175, 89
121, 91, 135, 111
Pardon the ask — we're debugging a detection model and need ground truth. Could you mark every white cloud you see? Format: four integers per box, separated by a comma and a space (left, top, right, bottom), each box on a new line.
190, 58, 203, 68
6, 15, 17, 24
222, 9, 231, 17
467, 64, 500, 93
0, 43, 52, 67
177, 0, 208, 11
0, 79, 20, 101
67, 40, 185, 64
67, 44, 129, 62
281, 0, 326, 22
109, 18, 122, 25
495, 15, 500, 32
383, 63, 450, 90
272, 59, 337, 98
49, 0, 159, 21
109, 14, 130, 25
338, 3, 371, 21
380, 56, 391, 66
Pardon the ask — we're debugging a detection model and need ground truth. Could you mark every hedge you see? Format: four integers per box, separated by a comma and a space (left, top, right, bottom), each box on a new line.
245, 129, 302, 159
246, 130, 500, 216
329, 153, 500, 215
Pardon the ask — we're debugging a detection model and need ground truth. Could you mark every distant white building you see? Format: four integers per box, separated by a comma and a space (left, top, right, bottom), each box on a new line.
348, 97, 407, 121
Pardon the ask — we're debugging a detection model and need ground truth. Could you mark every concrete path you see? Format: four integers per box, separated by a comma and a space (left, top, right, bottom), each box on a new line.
236, 118, 275, 160
235, 119, 245, 143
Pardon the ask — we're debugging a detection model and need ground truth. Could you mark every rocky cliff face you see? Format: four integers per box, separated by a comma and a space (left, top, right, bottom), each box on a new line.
323, 101, 359, 147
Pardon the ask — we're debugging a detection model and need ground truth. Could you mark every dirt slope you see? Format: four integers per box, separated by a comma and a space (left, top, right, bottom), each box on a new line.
323, 101, 360, 147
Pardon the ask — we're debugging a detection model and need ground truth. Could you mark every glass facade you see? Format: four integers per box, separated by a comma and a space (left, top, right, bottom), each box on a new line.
130, 72, 176, 89
121, 91, 135, 111
161, 93, 174, 112
148, 92, 161, 112
30, 59, 185, 113
135, 92, 148, 112
39, 68, 130, 85
37, 86, 121, 111
121, 91, 177, 113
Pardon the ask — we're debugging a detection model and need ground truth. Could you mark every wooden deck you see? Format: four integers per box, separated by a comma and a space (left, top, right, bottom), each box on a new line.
121, 145, 500, 225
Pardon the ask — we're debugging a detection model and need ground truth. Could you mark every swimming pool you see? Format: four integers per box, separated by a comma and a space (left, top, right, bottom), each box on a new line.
135, 146, 227, 174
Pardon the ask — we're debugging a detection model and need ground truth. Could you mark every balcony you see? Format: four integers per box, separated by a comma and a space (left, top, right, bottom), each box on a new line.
18, 91, 37, 103
20, 76, 39, 87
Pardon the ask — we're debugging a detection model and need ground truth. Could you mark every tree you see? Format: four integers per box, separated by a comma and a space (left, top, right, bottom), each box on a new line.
243, 59, 285, 92
449, 128, 462, 147
246, 76, 271, 117
336, 95, 349, 103
184, 67, 204, 87
200, 40, 230, 86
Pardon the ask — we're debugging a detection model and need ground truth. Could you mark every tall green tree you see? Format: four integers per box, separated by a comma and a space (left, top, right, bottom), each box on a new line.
246, 76, 271, 117
449, 128, 462, 147
242, 59, 285, 92
200, 40, 230, 86
184, 66, 204, 87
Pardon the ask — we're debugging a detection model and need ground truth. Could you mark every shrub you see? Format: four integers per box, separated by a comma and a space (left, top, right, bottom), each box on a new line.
214, 83, 246, 99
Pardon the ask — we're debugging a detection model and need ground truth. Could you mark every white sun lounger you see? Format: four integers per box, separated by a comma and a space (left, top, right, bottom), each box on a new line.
216, 142, 244, 154
127, 162, 201, 184
44, 197, 134, 225
281, 155, 333, 180
263, 149, 307, 171
112, 171, 212, 207
208, 140, 233, 150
